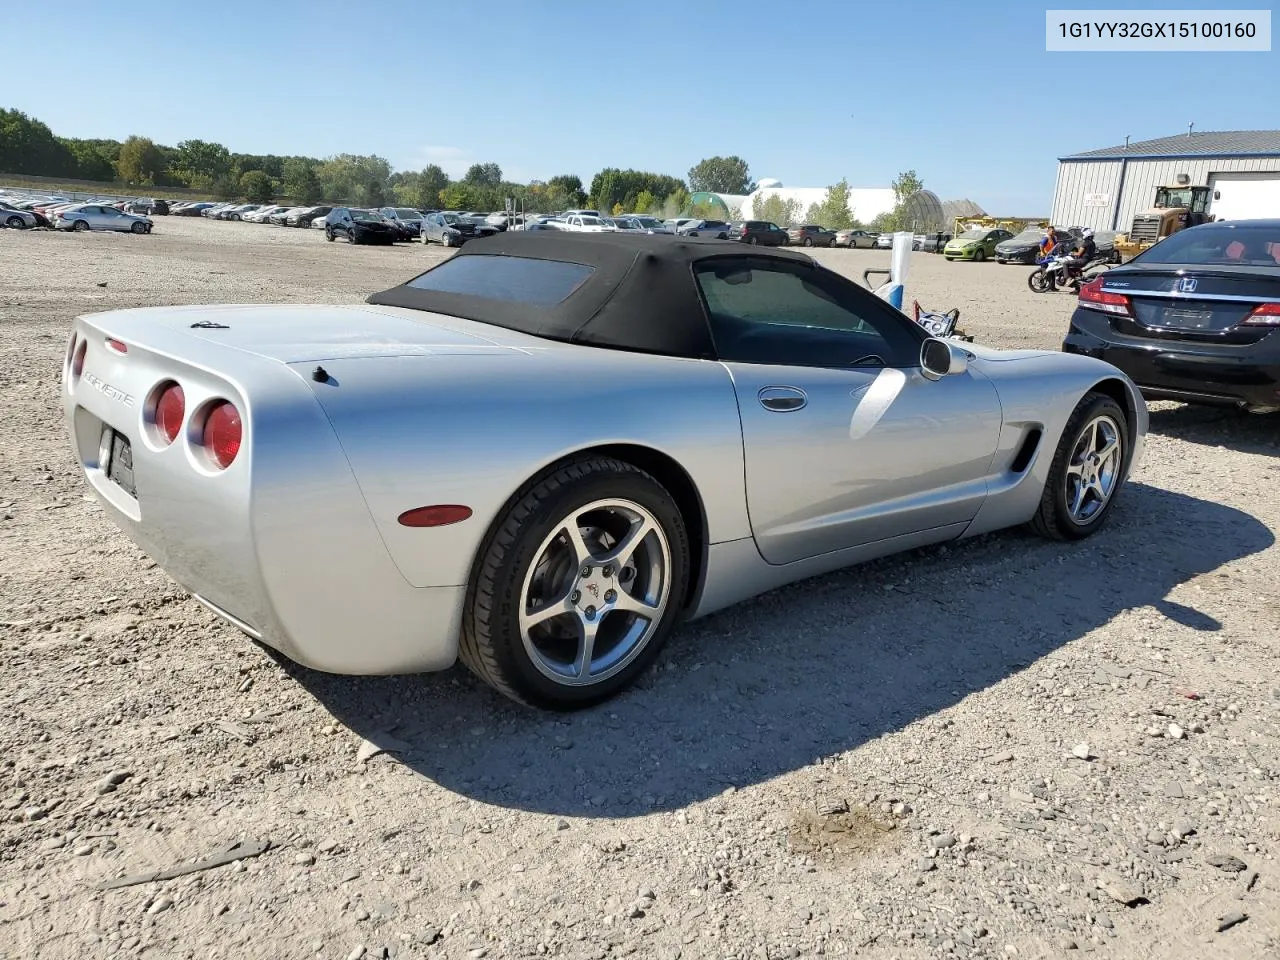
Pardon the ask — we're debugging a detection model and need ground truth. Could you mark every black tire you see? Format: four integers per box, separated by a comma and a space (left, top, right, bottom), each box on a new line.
73, 220, 89, 232
747, 236, 758, 245
973, 248, 986, 262
1028, 392, 1130, 542
1027, 269, 1052, 293
460, 455, 691, 710
325, 229, 334, 242
130, 221, 146, 234
5, 215, 25, 229
347, 229, 357, 244
803, 237, 813, 247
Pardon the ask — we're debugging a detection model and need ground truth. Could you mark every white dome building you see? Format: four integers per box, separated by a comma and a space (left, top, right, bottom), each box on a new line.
693, 177, 895, 224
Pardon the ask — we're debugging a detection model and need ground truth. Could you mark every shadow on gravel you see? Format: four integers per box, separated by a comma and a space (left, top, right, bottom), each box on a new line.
284, 481, 1271, 819
1147, 404, 1280, 457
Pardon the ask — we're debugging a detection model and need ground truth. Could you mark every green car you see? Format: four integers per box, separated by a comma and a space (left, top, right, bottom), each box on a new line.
943, 228, 1014, 262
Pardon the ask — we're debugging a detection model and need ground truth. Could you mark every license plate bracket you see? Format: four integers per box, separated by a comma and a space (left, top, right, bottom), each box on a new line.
105, 430, 137, 498
1158, 306, 1215, 330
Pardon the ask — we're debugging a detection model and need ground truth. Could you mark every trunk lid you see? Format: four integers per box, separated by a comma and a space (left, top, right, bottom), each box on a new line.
95, 304, 541, 364
1100, 266, 1280, 344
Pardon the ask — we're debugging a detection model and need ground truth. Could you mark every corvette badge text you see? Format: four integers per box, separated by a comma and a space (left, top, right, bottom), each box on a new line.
82, 372, 136, 408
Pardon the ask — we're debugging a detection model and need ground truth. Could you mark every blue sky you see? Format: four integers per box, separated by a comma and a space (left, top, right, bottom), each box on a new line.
2, 0, 1273, 212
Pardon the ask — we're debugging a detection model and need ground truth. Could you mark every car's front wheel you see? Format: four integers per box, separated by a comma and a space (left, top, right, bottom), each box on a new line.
72, 220, 89, 232
5, 215, 25, 229
1028, 392, 1129, 541
460, 456, 690, 710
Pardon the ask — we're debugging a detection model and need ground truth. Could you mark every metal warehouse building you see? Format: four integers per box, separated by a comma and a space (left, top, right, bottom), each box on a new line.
1050, 130, 1280, 232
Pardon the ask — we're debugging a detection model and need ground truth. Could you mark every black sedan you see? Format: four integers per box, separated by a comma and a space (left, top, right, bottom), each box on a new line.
1061, 219, 1280, 412
324, 208, 398, 245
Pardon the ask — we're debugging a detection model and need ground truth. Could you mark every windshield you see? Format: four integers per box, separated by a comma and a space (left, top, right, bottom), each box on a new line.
351, 210, 380, 222
392, 208, 419, 218
1009, 229, 1044, 243
958, 229, 987, 240
577, 216, 603, 226
440, 213, 461, 224
1134, 225, 1280, 267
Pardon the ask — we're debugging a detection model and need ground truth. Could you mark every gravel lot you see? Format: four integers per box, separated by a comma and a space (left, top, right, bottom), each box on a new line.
2, 218, 1278, 960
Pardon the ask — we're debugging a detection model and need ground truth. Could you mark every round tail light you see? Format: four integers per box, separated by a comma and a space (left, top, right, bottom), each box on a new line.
155, 382, 185, 444
71, 338, 87, 379
201, 401, 242, 469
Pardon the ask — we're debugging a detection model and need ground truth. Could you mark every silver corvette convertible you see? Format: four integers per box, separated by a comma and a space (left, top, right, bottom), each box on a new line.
64, 233, 1147, 709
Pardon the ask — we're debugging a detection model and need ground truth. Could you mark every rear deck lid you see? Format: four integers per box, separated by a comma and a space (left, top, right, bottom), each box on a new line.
1101, 265, 1280, 343
127, 303, 537, 362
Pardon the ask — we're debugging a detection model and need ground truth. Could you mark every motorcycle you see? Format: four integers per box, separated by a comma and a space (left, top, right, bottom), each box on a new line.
1027, 251, 1111, 294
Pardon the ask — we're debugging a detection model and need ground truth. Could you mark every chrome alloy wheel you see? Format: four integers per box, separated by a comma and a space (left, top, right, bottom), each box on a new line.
1064, 414, 1122, 525
518, 498, 672, 686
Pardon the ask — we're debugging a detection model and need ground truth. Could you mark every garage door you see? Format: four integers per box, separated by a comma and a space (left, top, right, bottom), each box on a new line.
1208, 171, 1280, 222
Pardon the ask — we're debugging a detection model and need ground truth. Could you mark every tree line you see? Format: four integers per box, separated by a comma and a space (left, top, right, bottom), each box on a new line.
0, 108, 924, 228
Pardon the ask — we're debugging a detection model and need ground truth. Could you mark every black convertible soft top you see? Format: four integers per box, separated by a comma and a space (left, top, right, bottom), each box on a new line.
366, 231, 817, 359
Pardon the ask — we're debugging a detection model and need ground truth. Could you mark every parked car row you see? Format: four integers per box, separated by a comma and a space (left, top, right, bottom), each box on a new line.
0, 191, 154, 233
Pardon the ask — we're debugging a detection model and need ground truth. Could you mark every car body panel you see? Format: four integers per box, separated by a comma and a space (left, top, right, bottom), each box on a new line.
63, 243, 1147, 677
1062, 228, 1280, 408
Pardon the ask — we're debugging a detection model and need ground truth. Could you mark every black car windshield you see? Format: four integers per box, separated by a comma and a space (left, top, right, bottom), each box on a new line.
1008, 229, 1044, 244
407, 255, 595, 306
392, 208, 419, 218
1135, 225, 1280, 267
351, 210, 381, 222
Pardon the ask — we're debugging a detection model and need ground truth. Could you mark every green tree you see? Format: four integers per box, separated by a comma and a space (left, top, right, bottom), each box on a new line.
661, 188, 692, 218
752, 193, 803, 227
464, 162, 502, 187
59, 137, 120, 181
803, 179, 855, 230
0, 109, 78, 176
632, 189, 656, 214
415, 164, 450, 208
882, 169, 926, 230
442, 182, 479, 210
546, 174, 587, 207
172, 139, 232, 188
687, 155, 753, 194
589, 168, 685, 215
316, 154, 391, 205
116, 136, 164, 185
239, 169, 274, 202
281, 158, 322, 203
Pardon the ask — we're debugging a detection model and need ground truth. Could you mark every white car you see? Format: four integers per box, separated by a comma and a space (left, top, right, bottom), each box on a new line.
54, 204, 153, 234
560, 214, 615, 233
244, 205, 289, 223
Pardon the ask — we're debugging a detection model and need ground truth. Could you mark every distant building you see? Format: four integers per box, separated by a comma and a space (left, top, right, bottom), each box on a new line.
693, 177, 895, 224
1051, 130, 1280, 231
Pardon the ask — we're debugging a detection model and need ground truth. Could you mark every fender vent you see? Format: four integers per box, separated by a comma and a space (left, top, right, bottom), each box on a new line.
1010, 428, 1042, 473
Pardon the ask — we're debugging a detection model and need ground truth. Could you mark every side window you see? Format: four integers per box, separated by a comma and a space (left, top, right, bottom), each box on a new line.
694, 259, 922, 369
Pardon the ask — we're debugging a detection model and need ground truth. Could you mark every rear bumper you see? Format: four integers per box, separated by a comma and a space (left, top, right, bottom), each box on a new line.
1062, 314, 1280, 408
63, 314, 465, 675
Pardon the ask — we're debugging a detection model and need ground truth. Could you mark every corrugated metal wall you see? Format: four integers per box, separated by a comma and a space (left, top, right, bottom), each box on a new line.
1052, 156, 1280, 232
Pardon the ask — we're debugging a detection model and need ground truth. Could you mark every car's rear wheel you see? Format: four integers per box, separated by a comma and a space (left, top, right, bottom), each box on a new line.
347, 229, 357, 244
1028, 392, 1129, 541
747, 236, 757, 245
973, 248, 986, 262
73, 220, 89, 232
803, 237, 813, 247
460, 456, 690, 710
325, 229, 334, 241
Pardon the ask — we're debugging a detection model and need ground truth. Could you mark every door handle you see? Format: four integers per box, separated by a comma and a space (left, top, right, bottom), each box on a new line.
757, 385, 807, 412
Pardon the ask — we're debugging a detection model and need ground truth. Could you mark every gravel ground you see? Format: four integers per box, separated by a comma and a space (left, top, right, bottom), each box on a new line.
2, 218, 1278, 960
